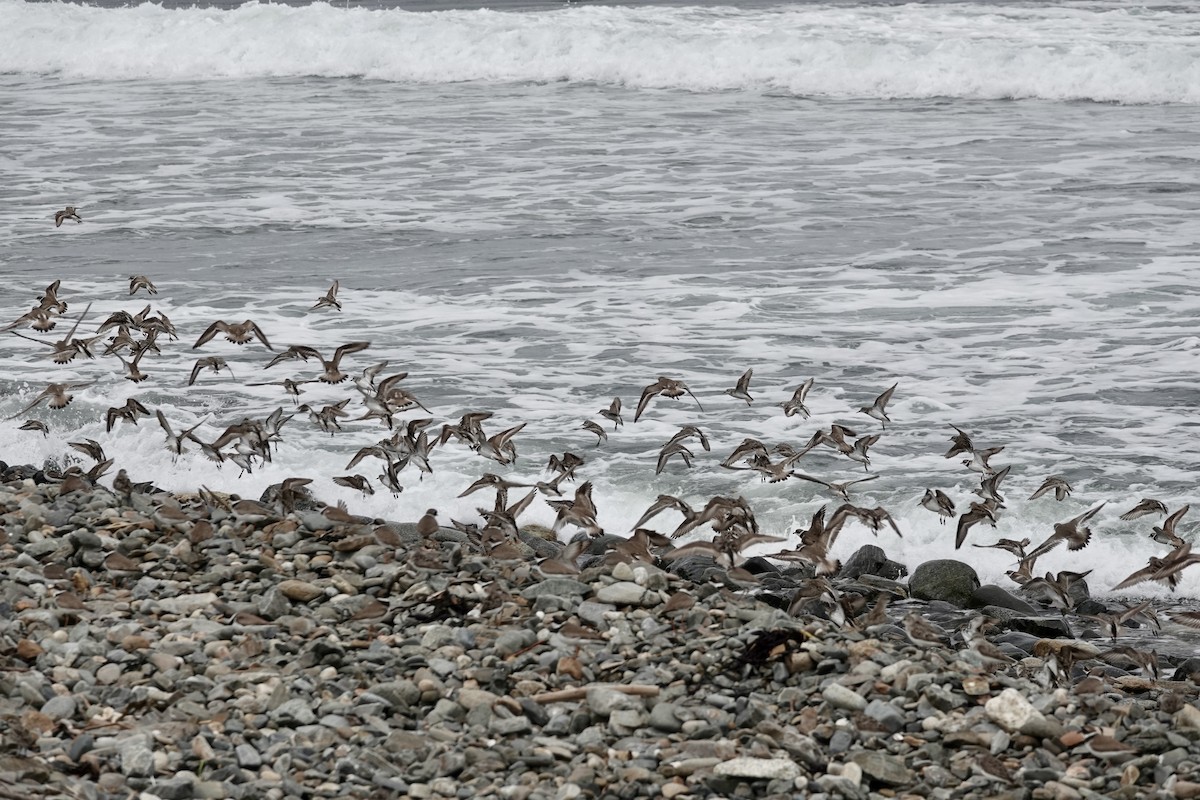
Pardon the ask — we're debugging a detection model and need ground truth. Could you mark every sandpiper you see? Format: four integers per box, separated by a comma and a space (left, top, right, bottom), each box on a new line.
188, 356, 233, 386
1022, 570, 1089, 614
794, 473, 879, 503
599, 397, 623, 428
128, 276, 158, 296
1073, 732, 1140, 764
416, 508, 440, 537
1119, 498, 1168, 520
655, 441, 694, 474
477, 422, 527, 465
903, 612, 948, 647
538, 540, 586, 576
829, 504, 902, 540
10, 301, 94, 364
666, 424, 710, 452
721, 438, 769, 469
1025, 502, 1106, 561
858, 382, 897, 428
114, 348, 150, 383
264, 345, 321, 369
845, 433, 880, 471
333, 474, 374, 496
459, 474, 528, 510
548, 481, 602, 537
54, 206, 82, 227
18, 419, 48, 437
944, 425, 974, 458
954, 499, 999, 549
1083, 600, 1155, 643
1169, 610, 1200, 629
768, 507, 841, 576
193, 320, 274, 350
312, 280, 341, 311
156, 410, 205, 458
1151, 504, 1189, 548
304, 342, 371, 384
298, 399, 352, 435
972, 536, 1031, 559
747, 451, 804, 483
581, 419, 607, 445
105, 397, 150, 432
724, 368, 754, 405
246, 377, 310, 402
68, 438, 106, 464
660, 527, 785, 570
38, 280, 67, 314
634, 376, 703, 422
7, 382, 92, 418
1029, 475, 1072, 501
963, 446, 1005, 475
920, 488, 956, 524
976, 464, 1011, 505
780, 378, 814, 418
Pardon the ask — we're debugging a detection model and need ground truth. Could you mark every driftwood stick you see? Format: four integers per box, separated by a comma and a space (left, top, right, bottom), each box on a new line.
532, 684, 660, 704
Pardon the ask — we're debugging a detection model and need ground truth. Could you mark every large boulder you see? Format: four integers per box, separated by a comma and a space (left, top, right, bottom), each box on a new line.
909, 560, 981, 608
839, 545, 908, 581
972, 584, 1039, 614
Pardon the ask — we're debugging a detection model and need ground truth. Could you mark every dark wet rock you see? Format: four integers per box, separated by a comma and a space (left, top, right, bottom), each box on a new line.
839, 544, 908, 580
908, 559, 980, 608
741, 556, 781, 575
1174, 658, 1200, 682
664, 554, 726, 583
972, 584, 1039, 613
259, 481, 320, 512
516, 529, 562, 557
1075, 598, 1107, 617
1005, 616, 1073, 638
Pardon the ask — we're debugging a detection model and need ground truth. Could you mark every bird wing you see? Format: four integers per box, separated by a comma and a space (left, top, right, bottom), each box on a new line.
330, 340, 371, 368
247, 321, 274, 351
634, 380, 662, 422
192, 320, 226, 349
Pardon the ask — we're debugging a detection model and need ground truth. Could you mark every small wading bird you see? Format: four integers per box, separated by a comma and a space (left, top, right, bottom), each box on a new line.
858, 382, 897, 428
54, 206, 82, 227
780, 378, 814, 418
599, 397, 623, 429
7, 382, 92, 418
105, 397, 151, 432
920, 488, 955, 524
312, 280, 341, 311
724, 368, 754, 405
581, 419, 607, 446
1029, 475, 1072, 502
128, 276, 158, 296
1120, 498, 1168, 521
634, 376, 703, 422
1024, 503, 1106, 562
188, 356, 233, 386
288, 342, 372, 385
1151, 504, 1190, 548
193, 320, 273, 349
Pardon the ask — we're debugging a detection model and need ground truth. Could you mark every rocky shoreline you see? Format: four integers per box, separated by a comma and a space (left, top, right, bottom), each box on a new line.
2, 463, 1200, 800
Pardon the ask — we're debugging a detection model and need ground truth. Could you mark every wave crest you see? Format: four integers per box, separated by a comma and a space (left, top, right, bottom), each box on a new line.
1, 1, 1198, 103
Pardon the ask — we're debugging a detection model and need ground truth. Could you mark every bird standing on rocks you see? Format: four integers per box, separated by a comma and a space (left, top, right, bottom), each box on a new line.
417, 509, 440, 537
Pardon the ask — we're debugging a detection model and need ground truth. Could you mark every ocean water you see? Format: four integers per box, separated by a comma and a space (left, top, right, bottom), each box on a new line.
2, 0, 1200, 601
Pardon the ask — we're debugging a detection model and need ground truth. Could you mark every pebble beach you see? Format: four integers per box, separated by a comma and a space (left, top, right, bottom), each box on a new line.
3, 463, 1200, 800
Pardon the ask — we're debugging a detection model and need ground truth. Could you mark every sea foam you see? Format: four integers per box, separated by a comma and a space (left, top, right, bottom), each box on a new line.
1, 1, 1198, 103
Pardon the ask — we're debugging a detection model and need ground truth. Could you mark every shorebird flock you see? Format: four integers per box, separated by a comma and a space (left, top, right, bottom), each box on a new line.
5, 215, 1199, 631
